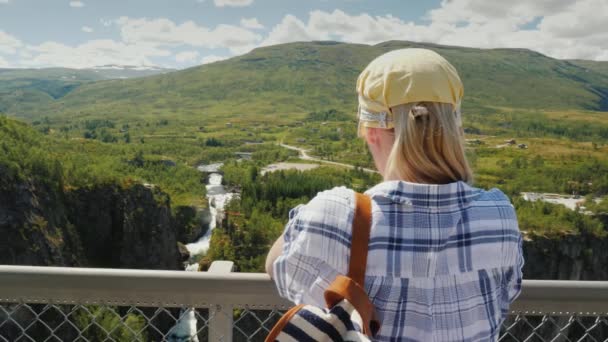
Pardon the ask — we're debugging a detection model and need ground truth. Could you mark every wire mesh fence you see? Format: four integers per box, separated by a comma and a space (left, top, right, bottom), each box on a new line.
1, 264, 607, 341
0, 302, 291, 342
1, 302, 607, 341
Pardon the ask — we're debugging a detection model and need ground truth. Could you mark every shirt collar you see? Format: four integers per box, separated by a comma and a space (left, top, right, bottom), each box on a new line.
364, 180, 482, 207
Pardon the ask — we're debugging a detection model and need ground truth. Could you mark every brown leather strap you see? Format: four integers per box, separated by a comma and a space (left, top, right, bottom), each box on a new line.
325, 275, 380, 337
347, 192, 372, 287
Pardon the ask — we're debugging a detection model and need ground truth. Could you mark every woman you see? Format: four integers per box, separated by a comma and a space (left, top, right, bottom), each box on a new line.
266, 49, 523, 341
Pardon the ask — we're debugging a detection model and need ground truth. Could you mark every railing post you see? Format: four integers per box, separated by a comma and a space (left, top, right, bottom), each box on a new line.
208, 261, 235, 342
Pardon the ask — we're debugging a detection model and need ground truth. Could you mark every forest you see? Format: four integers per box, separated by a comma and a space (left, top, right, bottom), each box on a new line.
2, 41, 608, 278
202, 163, 379, 272
200, 159, 607, 273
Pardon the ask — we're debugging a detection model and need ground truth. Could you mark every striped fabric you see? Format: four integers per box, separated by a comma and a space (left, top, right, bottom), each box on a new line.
272, 181, 524, 341
274, 300, 370, 341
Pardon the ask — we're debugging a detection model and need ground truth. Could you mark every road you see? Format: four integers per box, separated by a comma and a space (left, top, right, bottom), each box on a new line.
279, 143, 378, 174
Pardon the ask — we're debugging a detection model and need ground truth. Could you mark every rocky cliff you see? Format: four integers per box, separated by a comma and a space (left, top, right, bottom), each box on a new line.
0, 168, 82, 266
65, 183, 181, 270
0, 171, 183, 270
523, 232, 608, 280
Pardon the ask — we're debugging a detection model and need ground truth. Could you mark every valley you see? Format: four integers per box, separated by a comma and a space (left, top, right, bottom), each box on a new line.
1, 40, 607, 277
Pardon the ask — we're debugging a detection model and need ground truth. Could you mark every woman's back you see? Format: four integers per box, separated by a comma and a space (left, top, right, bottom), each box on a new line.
272, 181, 523, 341
268, 48, 524, 341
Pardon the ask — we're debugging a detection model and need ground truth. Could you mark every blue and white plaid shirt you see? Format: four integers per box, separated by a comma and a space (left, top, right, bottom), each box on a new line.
273, 181, 523, 341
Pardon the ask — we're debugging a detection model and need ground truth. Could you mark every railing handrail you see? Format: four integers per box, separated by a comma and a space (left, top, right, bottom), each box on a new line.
1, 265, 608, 315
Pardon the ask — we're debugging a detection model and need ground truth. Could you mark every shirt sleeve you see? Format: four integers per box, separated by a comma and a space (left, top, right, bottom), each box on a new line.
500, 229, 524, 320
507, 234, 524, 303
272, 188, 354, 306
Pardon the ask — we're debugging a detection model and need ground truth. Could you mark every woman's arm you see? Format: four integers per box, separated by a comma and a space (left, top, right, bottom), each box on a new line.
265, 233, 284, 277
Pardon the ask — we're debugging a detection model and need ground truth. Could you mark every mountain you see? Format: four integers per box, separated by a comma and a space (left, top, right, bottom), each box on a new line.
568, 60, 608, 77
87, 64, 176, 79
0, 66, 174, 117
3, 41, 607, 121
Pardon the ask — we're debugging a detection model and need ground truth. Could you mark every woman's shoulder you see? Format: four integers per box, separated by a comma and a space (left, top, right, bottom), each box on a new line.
472, 188, 513, 207
292, 186, 356, 234
468, 186, 520, 231
307, 186, 356, 209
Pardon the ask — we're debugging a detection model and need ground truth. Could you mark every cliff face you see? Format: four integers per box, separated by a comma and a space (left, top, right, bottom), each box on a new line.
0, 169, 83, 266
523, 232, 608, 280
0, 173, 182, 270
174, 205, 211, 243
66, 184, 181, 270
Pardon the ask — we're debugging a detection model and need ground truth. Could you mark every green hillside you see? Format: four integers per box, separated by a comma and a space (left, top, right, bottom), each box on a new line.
0, 67, 173, 117
569, 60, 608, 77
0, 68, 102, 115
5, 41, 608, 121
2, 42, 608, 278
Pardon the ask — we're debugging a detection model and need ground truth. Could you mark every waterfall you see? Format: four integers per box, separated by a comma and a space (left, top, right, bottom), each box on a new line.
185, 172, 234, 257
169, 163, 237, 342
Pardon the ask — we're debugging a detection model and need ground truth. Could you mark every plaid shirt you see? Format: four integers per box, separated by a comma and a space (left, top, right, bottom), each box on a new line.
273, 181, 523, 341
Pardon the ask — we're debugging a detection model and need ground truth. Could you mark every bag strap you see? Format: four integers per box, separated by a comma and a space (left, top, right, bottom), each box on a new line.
347, 192, 372, 286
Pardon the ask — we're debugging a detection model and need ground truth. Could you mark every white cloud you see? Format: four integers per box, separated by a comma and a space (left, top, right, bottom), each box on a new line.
175, 50, 200, 63
262, 2, 608, 61
214, 0, 253, 7
0, 56, 8, 68
538, 0, 607, 39
23, 40, 171, 68
423, 0, 608, 61
19, 50, 32, 58
3, 0, 608, 69
201, 55, 228, 64
69, 1, 84, 8
262, 15, 317, 47
100, 19, 113, 27
116, 17, 261, 54
0, 0, 10, 4
0, 31, 22, 54
261, 10, 429, 47
1, 16, 260, 68
240, 17, 264, 30
81, 26, 94, 33
427, 0, 570, 26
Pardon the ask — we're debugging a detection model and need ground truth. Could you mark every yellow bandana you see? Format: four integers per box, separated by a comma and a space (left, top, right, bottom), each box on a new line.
356, 48, 463, 134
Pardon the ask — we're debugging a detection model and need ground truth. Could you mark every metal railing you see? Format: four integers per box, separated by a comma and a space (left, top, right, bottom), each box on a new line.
1, 262, 607, 341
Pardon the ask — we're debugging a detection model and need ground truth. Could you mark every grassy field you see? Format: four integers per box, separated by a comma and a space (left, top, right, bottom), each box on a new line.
4, 40, 608, 123
2, 41, 608, 239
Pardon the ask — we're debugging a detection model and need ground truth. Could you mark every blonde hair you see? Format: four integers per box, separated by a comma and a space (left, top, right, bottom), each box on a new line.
384, 102, 473, 184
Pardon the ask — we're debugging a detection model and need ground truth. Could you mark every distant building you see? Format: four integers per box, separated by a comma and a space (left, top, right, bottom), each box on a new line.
225, 122, 233, 128
518, 144, 528, 149
521, 192, 588, 212
296, 138, 307, 143
160, 159, 176, 167
466, 139, 483, 145
234, 152, 253, 160
505, 139, 516, 145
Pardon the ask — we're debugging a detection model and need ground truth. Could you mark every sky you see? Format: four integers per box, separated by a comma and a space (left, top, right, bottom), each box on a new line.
0, 0, 606, 69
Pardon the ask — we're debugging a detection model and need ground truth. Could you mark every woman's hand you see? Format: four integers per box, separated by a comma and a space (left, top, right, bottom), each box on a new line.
265, 233, 284, 278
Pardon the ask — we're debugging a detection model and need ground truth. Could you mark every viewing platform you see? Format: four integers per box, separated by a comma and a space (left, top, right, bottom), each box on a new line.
1, 262, 607, 341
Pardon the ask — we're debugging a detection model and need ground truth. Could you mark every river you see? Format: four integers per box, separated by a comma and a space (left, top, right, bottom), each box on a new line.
168, 162, 237, 341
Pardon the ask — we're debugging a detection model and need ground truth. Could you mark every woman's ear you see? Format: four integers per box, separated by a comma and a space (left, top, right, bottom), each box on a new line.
365, 127, 379, 146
